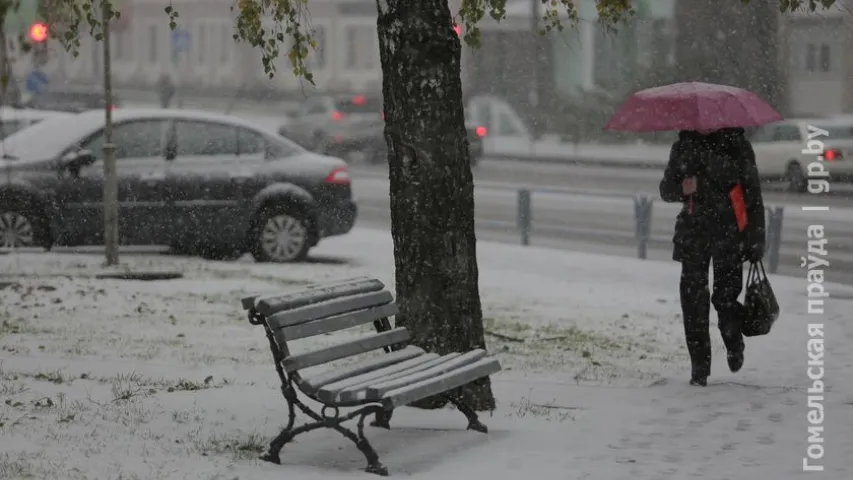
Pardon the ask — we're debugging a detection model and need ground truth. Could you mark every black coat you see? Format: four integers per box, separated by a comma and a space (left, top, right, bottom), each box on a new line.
660, 129, 765, 262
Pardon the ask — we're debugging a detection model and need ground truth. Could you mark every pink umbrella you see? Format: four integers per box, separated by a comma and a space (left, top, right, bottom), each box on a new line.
605, 82, 783, 133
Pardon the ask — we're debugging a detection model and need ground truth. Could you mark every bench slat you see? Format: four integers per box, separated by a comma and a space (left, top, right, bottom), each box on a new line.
331, 353, 463, 404
381, 357, 502, 409
256, 277, 384, 317
365, 350, 488, 399
280, 328, 411, 373
268, 291, 393, 330
281, 303, 398, 340
241, 295, 259, 310
298, 346, 426, 394
315, 352, 442, 403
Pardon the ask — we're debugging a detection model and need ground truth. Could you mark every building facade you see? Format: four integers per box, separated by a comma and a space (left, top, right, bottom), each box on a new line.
781, 1, 853, 115
13, 0, 388, 97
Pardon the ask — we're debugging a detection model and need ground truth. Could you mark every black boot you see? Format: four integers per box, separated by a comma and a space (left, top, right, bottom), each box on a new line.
727, 344, 744, 373
689, 375, 707, 387
719, 311, 745, 373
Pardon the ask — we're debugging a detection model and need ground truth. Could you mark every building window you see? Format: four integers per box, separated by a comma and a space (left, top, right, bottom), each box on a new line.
112, 32, 125, 60
806, 43, 832, 72
819, 43, 830, 72
313, 26, 326, 69
198, 24, 206, 65
345, 25, 375, 70
148, 25, 158, 63
221, 24, 230, 64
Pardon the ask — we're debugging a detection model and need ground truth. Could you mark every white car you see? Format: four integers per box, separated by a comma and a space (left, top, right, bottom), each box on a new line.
749, 119, 853, 192
0, 107, 71, 139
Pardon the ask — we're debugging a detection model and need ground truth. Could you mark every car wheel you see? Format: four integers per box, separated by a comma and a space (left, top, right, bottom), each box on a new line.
0, 209, 41, 249
786, 162, 807, 193
250, 206, 311, 263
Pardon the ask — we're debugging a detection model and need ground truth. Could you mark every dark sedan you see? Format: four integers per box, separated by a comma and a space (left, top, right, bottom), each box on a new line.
0, 108, 356, 262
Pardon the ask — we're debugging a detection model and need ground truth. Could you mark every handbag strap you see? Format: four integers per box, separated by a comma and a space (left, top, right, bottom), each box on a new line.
748, 260, 767, 283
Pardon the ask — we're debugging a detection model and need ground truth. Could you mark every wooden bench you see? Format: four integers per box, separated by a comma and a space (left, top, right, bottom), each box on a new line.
242, 276, 502, 476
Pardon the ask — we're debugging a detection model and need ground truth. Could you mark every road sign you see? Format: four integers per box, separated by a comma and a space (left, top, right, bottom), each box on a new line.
25, 69, 48, 94
171, 28, 190, 55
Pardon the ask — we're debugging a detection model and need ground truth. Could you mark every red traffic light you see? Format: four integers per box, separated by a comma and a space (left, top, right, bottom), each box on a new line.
30, 22, 48, 42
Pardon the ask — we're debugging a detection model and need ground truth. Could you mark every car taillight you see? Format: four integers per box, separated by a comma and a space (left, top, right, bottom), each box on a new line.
823, 149, 841, 161
332, 110, 343, 121
475, 126, 487, 137
325, 166, 351, 185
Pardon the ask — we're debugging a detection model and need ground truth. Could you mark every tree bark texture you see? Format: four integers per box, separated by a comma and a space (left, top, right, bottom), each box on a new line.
375, 0, 495, 411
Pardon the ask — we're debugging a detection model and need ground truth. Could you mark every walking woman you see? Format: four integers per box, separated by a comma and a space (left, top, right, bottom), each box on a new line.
660, 128, 765, 386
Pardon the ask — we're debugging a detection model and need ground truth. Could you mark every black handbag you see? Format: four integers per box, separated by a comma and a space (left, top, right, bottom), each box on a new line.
743, 260, 780, 337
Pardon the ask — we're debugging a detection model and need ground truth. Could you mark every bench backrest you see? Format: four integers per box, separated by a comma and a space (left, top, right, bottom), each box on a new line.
243, 277, 409, 373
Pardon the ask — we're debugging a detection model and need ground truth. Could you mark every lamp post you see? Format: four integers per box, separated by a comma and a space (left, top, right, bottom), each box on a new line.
101, 0, 119, 265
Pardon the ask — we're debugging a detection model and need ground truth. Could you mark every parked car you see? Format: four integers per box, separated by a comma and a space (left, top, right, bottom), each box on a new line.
749, 119, 853, 192
21, 89, 121, 113
0, 107, 71, 139
279, 95, 486, 165
0, 108, 356, 262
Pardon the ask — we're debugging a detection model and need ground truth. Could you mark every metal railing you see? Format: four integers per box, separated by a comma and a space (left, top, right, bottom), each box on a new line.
515, 188, 786, 274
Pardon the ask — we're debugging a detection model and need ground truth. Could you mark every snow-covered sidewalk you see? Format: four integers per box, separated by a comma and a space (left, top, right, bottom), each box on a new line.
0, 228, 851, 478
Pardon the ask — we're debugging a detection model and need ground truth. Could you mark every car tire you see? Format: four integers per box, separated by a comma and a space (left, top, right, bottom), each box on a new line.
249, 205, 311, 263
0, 206, 49, 250
786, 162, 807, 193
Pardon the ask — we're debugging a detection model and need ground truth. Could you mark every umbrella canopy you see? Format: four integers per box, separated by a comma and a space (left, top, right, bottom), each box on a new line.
605, 82, 783, 133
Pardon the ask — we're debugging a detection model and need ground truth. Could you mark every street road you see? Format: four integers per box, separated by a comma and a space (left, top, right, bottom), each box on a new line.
351, 162, 853, 285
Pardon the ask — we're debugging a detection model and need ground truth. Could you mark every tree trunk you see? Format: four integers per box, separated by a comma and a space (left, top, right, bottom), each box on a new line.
375, 0, 495, 411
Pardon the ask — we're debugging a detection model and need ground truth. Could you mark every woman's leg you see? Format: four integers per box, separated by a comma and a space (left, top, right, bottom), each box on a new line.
680, 253, 712, 384
711, 252, 746, 372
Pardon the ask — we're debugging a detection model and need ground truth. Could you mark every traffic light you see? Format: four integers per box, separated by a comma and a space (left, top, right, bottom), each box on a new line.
30, 22, 49, 67
29, 23, 48, 43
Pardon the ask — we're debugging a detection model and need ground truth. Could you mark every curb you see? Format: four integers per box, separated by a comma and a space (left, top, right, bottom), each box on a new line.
94, 271, 184, 281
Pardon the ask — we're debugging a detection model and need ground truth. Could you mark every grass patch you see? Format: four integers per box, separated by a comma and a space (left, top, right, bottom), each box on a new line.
508, 394, 579, 423
196, 432, 266, 460
483, 316, 632, 358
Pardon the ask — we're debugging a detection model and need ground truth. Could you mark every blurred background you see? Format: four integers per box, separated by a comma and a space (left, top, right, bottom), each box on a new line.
6, 0, 851, 144
2, 0, 853, 284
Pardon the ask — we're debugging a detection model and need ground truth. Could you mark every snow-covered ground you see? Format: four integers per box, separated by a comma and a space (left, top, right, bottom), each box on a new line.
1, 228, 851, 479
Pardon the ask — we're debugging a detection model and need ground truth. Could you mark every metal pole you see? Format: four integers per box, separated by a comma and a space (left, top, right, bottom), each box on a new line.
517, 189, 532, 246
634, 196, 653, 260
766, 206, 784, 274
529, 0, 541, 147
102, 1, 119, 265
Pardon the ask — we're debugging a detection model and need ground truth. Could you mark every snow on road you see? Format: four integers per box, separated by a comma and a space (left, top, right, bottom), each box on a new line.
0, 228, 851, 479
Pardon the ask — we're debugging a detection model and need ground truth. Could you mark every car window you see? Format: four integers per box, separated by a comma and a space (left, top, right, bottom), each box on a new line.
174, 120, 237, 156
773, 125, 801, 142
237, 127, 266, 155
82, 119, 167, 160
0, 120, 28, 139
496, 111, 522, 136
237, 127, 301, 159
749, 126, 774, 143
814, 125, 853, 139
